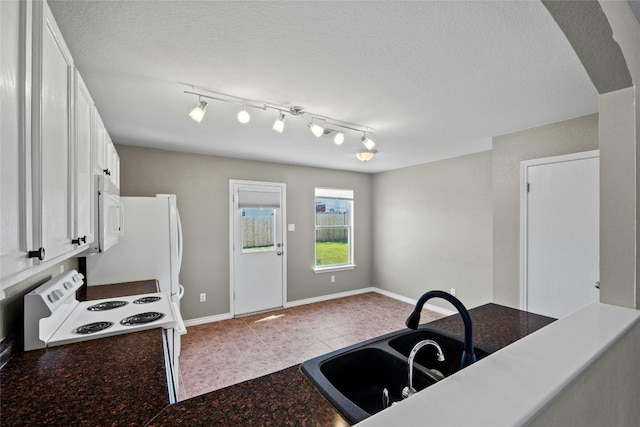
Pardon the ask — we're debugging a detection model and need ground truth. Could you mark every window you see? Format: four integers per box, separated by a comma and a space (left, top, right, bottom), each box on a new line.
241, 208, 276, 253
314, 188, 354, 270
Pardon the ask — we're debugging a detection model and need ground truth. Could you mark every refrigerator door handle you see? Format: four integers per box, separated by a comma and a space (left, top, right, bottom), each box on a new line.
176, 209, 183, 272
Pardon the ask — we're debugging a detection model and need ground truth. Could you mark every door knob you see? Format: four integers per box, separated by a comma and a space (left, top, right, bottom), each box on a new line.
277, 251, 283, 256
595, 281, 600, 289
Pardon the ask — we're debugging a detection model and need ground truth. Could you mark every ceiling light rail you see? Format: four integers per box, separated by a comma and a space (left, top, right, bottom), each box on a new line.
183, 85, 378, 162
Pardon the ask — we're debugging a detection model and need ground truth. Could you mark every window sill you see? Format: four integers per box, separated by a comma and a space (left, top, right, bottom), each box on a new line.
313, 264, 357, 274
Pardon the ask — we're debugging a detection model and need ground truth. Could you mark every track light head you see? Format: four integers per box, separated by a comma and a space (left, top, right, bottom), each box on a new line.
309, 122, 324, 138
334, 132, 345, 145
356, 150, 377, 162
189, 100, 208, 123
361, 135, 376, 150
237, 108, 250, 124
272, 113, 285, 133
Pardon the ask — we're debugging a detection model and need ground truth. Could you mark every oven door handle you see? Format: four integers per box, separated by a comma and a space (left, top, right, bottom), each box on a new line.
171, 302, 187, 335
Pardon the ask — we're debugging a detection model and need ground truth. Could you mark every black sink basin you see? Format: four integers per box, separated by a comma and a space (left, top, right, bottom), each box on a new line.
320, 347, 436, 416
301, 325, 496, 424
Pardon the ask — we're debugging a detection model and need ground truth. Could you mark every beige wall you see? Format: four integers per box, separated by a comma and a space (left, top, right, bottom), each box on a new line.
372, 151, 493, 311
115, 145, 373, 321
0, 258, 78, 343
492, 114, 599, 308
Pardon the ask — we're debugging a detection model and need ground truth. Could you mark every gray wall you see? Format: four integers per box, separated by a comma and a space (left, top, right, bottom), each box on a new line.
529, 318, 640, 426
597, 0, 640, 309
492, 114, 599, 308
115, 145, 373, 321
599, 88, 637, 308
372, 151, 493, 311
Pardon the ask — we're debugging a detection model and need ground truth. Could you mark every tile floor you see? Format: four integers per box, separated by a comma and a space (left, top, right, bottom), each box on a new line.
178, 292, 445, 401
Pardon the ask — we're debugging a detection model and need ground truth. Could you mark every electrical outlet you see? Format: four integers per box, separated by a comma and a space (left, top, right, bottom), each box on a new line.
450, 288, 456, 296
200, 293, 206, 302
331, 275, 335, 283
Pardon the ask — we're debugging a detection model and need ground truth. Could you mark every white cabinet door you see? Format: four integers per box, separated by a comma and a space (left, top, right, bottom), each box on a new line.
104, 133, 119, 187
93, 111, 106, 177
31, 0, 75, 262
1, 0, 35, 282
74, 71, 95, 248
114, 151, 120, 189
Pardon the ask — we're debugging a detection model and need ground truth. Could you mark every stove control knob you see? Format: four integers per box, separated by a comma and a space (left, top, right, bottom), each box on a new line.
73, 273, 84, 283
63, 281, 73, 290
47, 292, 60, 303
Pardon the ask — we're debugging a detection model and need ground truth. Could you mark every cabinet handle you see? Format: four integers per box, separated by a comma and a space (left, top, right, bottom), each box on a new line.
72, 236, 88, 245
28, 247, 45, 261
103, 168, 111, 176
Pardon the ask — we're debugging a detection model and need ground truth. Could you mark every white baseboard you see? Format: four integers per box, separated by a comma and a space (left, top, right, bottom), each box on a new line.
183, 286, 455, 327
371, 288, 456, 316
183, 312, 232, 327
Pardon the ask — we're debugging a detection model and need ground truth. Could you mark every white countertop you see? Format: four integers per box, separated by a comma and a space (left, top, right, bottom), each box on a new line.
356, 303, 640, 426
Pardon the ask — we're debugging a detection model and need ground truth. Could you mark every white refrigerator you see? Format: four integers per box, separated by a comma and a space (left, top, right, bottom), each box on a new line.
86, 194, 184, 301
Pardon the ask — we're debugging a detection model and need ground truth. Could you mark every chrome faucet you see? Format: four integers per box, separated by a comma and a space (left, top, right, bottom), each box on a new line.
402, 339, 445, 398
405, 290, 476, 368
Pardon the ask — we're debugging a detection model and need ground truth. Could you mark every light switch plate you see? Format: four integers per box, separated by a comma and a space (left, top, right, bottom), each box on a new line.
288, 224, 295, 231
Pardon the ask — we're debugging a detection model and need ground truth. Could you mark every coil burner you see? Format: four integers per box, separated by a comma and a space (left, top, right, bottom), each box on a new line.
133, 296, 162, 304
120, 312, 165, 326
73, 322, 114, 334
87, 301, 128, 311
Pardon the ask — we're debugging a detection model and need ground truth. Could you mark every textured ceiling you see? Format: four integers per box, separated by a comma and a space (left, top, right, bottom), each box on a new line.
49, 1, 598, 173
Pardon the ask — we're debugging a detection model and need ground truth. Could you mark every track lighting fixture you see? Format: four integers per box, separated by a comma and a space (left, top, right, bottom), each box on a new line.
309, 121, 324, 138
272, 113, 285, 133
189, 99, 208, 123
183, 85, 379, 161
361, 135, 376, 151
356, 150, 377, 162
237, 108, 250, 124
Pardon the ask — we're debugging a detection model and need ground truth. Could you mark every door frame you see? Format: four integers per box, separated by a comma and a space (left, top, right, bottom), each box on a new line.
519, 149, 599, 311
229, 179, 287, 317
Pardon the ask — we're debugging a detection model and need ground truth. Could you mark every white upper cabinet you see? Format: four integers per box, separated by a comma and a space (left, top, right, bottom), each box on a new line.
92, 111, 120, 188
74, 71, 95, 248
0, 0, 35, 282
31, 0, 75, 262
1, 0, 119, 289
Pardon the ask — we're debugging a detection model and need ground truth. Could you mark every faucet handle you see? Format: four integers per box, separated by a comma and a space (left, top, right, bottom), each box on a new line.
402, 386, 417, 399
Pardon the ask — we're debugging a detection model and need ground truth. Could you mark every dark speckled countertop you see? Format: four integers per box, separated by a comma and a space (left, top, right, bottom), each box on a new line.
429, 303, 555, 350
1, 295, 554, 426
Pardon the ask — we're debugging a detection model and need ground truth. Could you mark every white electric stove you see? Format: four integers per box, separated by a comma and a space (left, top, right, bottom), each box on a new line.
24, 270, 179, 351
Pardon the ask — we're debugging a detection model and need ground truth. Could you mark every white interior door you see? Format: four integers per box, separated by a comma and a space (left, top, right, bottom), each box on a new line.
230, 181, 285, 316
521, 151, 599, 319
